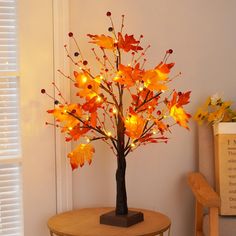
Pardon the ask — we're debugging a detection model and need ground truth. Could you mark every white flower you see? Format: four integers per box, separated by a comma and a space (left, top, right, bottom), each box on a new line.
210, 93, 221, 105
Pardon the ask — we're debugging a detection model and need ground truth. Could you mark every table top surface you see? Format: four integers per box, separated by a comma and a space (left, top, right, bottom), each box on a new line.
48, 207, 171, 236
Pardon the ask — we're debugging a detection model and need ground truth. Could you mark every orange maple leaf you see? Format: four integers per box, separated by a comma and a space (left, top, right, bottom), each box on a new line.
74, 71, 100, 99
67, 125, 89, 141
87, 34, 114, 49
48, 104, 83, 132
168, 91, 191, 129
176, 91, 191, 107
132, 89, 159, 113
125, 111, 145, 139
118, 33, 143, 52
155, 120, 169, 134
155, 62, 175, 75
168, 91, 191, 108
82, 96, 104, 113
90, 111, 97, 128
114, 63, 143, 87
170, 105, 191, 129
67, 143, 95, 170
142, 70, 168, 91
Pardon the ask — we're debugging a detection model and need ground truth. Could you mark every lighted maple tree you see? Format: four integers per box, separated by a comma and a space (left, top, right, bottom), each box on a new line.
42, 12, 191, 217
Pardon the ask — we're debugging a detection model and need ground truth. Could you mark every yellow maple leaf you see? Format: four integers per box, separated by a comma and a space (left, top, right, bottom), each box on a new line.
194, 108, 208, 125
67, 143, 95, 170
125, 112, 145, 139
170, 105, 191, 129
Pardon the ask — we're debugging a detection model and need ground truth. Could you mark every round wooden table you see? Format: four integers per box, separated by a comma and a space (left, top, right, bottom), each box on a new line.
48, 207, 171, 236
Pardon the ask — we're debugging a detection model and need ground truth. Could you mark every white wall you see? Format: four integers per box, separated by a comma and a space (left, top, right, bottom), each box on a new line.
19, 1, 57, 235
69, 1, 236, 235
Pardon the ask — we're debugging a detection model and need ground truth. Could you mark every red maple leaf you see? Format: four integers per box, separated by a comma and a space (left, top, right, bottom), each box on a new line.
155, 62, 175, 73
177, 91, 191, 107
118, 32, 143, 52
82, 96, 104, 113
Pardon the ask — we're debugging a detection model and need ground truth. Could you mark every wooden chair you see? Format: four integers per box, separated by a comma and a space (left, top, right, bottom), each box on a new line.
188, 125, 236, 236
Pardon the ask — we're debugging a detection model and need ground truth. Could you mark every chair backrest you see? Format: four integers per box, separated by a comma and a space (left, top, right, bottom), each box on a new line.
198, 125, 215, 188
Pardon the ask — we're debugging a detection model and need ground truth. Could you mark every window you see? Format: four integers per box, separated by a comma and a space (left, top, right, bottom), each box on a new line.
0, 0, 23, 235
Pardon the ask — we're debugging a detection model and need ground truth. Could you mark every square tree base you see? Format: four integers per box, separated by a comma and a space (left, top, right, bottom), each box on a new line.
100, 210, 144, 227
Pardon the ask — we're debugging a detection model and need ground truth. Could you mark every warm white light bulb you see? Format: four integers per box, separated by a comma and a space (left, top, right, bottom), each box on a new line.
96, 96, 102, 102
139, 87, 143, 91
82, 76, 87, 83
112, 108, 117, 114
107, 131, 112, 137
86, 138, 90, 143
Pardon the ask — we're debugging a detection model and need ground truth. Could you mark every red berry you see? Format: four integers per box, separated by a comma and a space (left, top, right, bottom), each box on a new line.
41, 89, 46, 94
83, 60, 88, 65
106, 11, 111, 16
168, 49, 173, 54
87, 84, 92, 89
108, 27, 113, 32
68, 32, 73, 37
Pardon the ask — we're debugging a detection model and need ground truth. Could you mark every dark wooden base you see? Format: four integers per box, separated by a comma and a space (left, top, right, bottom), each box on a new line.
100, 210, 144, 227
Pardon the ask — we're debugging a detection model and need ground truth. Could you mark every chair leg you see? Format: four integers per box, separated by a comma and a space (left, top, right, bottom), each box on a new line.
168, 226, 171, 236
195, 200, 204, 236
209, 207, 219, 236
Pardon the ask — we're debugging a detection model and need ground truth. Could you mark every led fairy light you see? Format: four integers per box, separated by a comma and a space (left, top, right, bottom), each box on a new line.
86, 137, 91, 143
130, 143, 135, 148
112, 107, 117, 114
96, 96, 102, 102
81, 75, 88, 83
139, 86, 143, 91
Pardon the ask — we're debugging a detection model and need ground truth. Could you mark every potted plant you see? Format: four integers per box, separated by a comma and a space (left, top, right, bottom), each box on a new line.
194, 94, 236, 215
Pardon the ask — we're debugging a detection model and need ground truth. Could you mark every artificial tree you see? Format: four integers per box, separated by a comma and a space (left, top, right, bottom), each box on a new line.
42, 12, 191, 226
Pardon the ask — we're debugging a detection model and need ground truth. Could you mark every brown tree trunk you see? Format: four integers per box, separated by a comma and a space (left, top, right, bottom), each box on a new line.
115, 108, 128, 215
